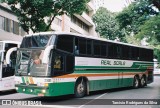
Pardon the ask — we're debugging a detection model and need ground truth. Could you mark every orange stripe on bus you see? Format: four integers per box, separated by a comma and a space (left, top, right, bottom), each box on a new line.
29, 77, 34, 84
54, 72, 148, 78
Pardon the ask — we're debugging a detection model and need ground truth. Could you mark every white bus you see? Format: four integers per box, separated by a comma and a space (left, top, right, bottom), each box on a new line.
153, 59, 160, 75
14, 32, 153, 97
0, 41, 20, 91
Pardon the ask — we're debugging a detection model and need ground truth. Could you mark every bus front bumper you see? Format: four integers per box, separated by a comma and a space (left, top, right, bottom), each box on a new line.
15, 84, 49, 96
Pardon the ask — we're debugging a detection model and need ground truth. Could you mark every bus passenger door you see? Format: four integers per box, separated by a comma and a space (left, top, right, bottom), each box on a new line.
52, 52, 74, 76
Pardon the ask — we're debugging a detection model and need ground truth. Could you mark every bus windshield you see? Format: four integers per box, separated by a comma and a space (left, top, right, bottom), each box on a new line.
20, 34, 53, 48
16, 34, 56, 77
16, 49, 51, 77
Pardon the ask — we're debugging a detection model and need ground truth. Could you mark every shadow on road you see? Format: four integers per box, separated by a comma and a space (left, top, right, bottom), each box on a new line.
19, 86, 153, 105
0, 90, 17, 96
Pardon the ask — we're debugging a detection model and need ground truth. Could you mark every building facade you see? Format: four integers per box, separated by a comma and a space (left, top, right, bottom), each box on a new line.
0, 3, 24, 41
51, 0, 99, 37
0, 0, 99, 38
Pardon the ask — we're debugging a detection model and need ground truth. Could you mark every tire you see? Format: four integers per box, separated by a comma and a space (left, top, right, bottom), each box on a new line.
74, 79, 86, 98
140, 76, 147, 87
133, 76, 140, 89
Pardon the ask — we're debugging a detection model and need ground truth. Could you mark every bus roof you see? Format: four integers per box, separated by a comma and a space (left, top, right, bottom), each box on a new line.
25, 31, 153, 50
0, 40, 21, 45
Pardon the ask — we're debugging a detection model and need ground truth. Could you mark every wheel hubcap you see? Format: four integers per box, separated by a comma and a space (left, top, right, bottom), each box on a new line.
135, 78, 139, 87
141, 78, 145, 85
77, 84, 84, 94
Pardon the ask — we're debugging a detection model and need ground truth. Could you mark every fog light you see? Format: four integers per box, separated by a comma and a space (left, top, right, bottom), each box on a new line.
30, 89, 33, 92
23, 89, 25, 92
16, 87, 18, 90
42, 89, 46, 93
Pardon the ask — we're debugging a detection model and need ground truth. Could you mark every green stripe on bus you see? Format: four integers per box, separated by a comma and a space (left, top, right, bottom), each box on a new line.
22, 77, 25, 83
25, 77, 29, 83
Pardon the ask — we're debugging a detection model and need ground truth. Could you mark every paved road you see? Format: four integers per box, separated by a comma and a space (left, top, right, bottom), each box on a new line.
0, 76, 160, 108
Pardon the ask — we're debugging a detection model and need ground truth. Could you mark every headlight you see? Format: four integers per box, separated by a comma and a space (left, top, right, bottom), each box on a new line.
16, 87, 18, 90
42, 89, 46, 93
23, 89, 25, 92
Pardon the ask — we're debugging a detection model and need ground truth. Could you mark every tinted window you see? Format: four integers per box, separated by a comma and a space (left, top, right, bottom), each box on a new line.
131, 47, 139, 60
79, 38, 87, 55
122, 45, 130, 59
87, 40, 92, 55
56, 35, 74, 53
140, 48, 153, 61
101, 43, 107, 57
94, 41, 101, 56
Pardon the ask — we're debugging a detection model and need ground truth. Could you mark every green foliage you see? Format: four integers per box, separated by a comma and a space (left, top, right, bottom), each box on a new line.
116, 0, 160, 61
154, 47, 160, 62
125, 35, 141, 45
5, 0, 90, 33
92, 7, 124, 41
136, 15, 160, 44
116, 0, 158, 35
136, 14, 160, 60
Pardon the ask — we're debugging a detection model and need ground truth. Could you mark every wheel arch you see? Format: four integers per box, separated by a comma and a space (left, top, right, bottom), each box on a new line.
75, 76, 89, 95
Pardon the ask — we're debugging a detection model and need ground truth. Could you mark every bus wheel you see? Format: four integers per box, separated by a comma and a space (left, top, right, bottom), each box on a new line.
133, 76, 139, 89
140, 76, 146, 87
74, 79, 86, 98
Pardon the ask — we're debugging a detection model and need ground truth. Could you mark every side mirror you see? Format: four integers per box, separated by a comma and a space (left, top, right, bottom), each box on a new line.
6, 47, 17, 65
42, 45, 53, 64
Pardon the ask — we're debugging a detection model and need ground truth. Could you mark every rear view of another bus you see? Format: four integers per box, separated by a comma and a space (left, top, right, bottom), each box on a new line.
0, 41, 20, 91
153, 59, 160, 75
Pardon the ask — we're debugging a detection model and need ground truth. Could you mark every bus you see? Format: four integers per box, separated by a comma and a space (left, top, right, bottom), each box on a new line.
13, 32, 153, 98
153, 59, 160, 75
0, 41, 20, 91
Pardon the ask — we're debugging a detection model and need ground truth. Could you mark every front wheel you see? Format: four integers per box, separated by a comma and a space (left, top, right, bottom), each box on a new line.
133, 76, 140, 89
74, 79, 86, 98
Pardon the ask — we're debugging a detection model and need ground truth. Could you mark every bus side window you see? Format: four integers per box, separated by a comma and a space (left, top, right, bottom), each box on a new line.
130, 47, 139, 60
93, 41, 101, 56
75, 38, 79, 55
52, 54, 74, 75
101, 43, 107, 57
56, 35, 74, 53
54, 55, 63, 71
79, 38, 87, 55
122, 45, 130, 60
87, 40, 92, 55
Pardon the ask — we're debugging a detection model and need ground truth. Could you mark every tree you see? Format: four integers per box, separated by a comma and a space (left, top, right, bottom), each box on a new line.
92, 7, 124, 41
136, 15, 160, 44
116, 0, 158, 36
135, 14, 160, 60
5, 0, 90, 33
